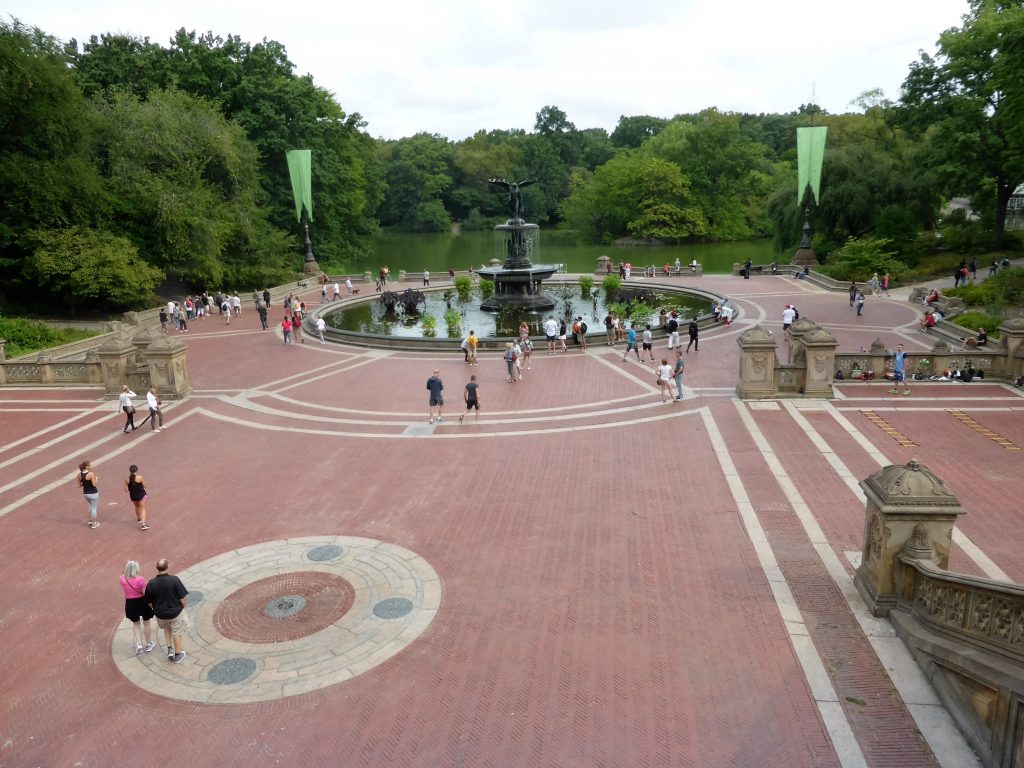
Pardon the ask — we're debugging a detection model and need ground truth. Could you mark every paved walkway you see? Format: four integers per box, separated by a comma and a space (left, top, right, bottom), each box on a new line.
2, 271, 1021, 767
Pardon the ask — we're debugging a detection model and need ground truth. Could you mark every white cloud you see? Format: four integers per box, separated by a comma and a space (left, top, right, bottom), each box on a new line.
6, 0, 969, 139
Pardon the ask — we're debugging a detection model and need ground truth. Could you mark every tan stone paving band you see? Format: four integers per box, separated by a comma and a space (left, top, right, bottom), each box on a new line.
112, 536, 441, 703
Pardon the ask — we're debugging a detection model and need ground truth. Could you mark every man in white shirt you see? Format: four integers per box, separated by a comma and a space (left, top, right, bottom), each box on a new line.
333, 282, 341, 301
146, 387, 164, 432
345, 278, 353, 295
543, 316, 559, 355
315, 316, 327, 344
782, 304, 796, 332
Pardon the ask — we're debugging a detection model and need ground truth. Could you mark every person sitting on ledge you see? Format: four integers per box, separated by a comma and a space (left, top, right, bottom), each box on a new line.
919, 309, 937, 332
690, 259, 698, 272
770, 260, 778, 273
923, 288, 940, 305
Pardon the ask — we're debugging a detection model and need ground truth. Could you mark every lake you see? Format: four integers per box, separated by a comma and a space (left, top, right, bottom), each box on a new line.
347, 231, 773, 276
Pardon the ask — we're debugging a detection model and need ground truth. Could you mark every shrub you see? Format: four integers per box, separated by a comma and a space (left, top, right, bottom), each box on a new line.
943, 284, 989, 306
818, 236, 908, 283
454, 276, 472, 301
579, 275, 594, 297
602, 274, 621, 294
0, 316, 98, 358
420, 313, 437, 336
443, 308, 462, 333
952, 311, 1002, 339
410, 201, 451, 233
479, 279, 494, 299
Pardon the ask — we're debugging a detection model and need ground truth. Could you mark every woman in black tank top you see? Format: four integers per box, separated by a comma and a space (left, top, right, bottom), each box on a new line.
78, 460, 100, 529
124, 464, 149, 530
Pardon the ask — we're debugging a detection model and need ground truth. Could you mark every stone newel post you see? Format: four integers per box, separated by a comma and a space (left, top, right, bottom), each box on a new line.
97, 338, 138, 397
854, 459, 964, 616
143, 337, 192, 399
800, 327, 839, 397
736, 326, 778, 399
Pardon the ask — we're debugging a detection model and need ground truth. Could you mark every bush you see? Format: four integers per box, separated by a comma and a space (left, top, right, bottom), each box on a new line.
818, 236, 908, 283
985, 267, 1024, 307
0, 316, 98, 358
943, 284, 989, 306
420, 313, 437, 336
443, 308, 462, 336
454, 276, 472, 301
461, 208, 501, 232
579, 275, 594, 297
602, 274, 622, 294
952, 311, 1002, 339
410, 201, 451, 233
479, 279, 494, 299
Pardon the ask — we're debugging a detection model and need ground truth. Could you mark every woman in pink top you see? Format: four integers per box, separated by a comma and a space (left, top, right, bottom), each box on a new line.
120, 560, 155, 655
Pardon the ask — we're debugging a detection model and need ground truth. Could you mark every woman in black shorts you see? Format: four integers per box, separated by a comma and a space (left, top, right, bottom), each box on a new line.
124, 464, 150, 530
119, 559, 154, 654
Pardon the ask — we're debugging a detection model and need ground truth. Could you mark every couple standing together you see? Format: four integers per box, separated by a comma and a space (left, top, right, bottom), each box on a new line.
118, 386, 166, 433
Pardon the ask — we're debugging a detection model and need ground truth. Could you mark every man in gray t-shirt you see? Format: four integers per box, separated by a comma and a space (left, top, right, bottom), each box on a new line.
426, 370, 444, 424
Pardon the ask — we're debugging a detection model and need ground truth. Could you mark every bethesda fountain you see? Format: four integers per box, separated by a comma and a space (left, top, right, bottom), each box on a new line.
476, 179, 559, 311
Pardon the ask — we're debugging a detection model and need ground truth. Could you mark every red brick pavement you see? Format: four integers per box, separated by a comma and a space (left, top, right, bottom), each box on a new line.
2, 273, 1019, 767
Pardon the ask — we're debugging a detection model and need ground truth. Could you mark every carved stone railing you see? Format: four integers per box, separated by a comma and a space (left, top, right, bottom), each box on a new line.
855, 459, 1024, 768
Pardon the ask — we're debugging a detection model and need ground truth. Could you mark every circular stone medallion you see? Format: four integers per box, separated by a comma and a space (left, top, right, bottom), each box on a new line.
112, 536, 441, 704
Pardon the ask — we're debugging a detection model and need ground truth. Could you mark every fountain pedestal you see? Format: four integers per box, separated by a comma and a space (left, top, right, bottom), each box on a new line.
477, 219, 558, 312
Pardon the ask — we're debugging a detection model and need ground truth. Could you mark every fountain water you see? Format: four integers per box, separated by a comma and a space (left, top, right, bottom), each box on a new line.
476, 179, 559, 312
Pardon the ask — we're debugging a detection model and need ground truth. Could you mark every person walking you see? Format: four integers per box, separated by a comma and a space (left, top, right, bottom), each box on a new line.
848, 281, 857, 307
622, 324, 642, 362
577, 318, 588, 351
558, 320, 568, 353
119, 385, 138, 433
870, 272, 880, 296
642, 324, 656, 363
231, 293, 242, 317
881, 273, 890, 296
521, 337, 533, 371
346, 278, 354, 295
855, 289, 866, 317
159, 308, 169, 335
120, 560, 155, 655
427, 369, 445, 423
604, 313, 614, 345
891, 344, 910, 396
125, 465, 150, 530
146, 387, 164, 432
666, 312, 679, 349
257, 301, 269, 330
673, 349, 686, 400
969, 257, 977, 280
504, 343, 518, 382
466, 330, 478, 365
292, 313, 304, 344
657, 358, 673, 403
423, 270, 430, 286
262, 288, 271, 307
281, 315, 292, 345
316, 316, 327, 344
144, 559, 189, 664
78, 460, 100, 529
686, 319, 699, 353
459, 375, 480, 422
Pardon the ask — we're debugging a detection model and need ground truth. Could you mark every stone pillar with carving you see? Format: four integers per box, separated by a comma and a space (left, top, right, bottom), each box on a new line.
867, 337, 887, 379
999, 317, 1024, 381
800, 327, 839, 397
595, 255, 611, 275
0, 338, 6, 384
854, 459, 965, 617
736, 326, 778, 399
143, 337, 192, 399
97, 338, 138, 397
929, 339, 952, 379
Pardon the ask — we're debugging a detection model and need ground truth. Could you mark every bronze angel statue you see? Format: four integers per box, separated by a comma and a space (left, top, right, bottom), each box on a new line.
489, 178, 536, 221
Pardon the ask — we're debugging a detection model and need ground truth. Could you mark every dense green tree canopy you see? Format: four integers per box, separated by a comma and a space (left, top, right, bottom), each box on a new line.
895, 0, 1024, 247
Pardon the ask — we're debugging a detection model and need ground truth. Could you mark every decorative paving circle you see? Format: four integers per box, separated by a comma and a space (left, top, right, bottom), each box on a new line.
213, 573, 353, 643
373, 597, 414, 619
208, 657, 258, 686
111, 536, 441, 704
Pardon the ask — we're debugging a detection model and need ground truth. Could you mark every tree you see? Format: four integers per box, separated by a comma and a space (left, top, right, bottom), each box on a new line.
895, 0, 1024, 247
610, 115, 668, 149
0, 20, 107, 297
91, 88, 294, 289
23, 227, 163, 312
377, 133, 453, 230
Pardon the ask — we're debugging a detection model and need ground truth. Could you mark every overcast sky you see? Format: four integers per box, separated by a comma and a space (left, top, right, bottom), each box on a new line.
6, 0, 969, 141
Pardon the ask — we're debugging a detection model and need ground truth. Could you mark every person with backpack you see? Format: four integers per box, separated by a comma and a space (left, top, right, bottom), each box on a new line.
666, 312, 679, 349
504, 343, 518, 382
686, 320, 699, 353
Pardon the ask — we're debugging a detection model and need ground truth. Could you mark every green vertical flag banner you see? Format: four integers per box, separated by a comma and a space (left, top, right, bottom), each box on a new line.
286, 149, 313, 223
797, 126, 828, 206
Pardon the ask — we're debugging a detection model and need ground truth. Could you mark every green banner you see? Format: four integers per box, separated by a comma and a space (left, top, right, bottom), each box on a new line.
286, 149, 313, 223
797, 126, 827, 206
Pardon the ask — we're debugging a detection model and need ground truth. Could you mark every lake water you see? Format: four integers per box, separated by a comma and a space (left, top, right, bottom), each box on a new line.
348, 231, 773, 276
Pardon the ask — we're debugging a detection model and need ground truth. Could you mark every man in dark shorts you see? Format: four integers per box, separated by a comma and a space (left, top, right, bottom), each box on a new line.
543, 316, 558, 354
460, 375, 480, 422
427, 369, 444, 424
144, 558, 189, 664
